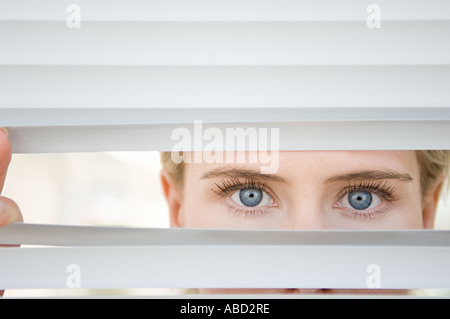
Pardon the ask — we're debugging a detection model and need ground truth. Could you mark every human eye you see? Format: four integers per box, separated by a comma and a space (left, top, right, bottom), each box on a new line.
212, 178, 279, 218
333, 180, 400, 220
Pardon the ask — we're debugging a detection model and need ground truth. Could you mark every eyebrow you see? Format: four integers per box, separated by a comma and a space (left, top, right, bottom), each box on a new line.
200, 167, 413, 184
200, 167, 286, 183
325, 169, 413, 183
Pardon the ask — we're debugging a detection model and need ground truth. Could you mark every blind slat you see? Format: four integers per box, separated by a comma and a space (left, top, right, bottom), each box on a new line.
1, 66, 449, 108
3, 118, 450, 153
1, 224, 450, 290
1, 0, 450, 21
2, 223, 449, 247
2, 246, 449, 289
2, 21, 449, 65
2, 107, 449, 126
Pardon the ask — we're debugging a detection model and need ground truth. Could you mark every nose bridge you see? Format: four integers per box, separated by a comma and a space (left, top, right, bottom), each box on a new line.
292, 210, 325, 230
287, 201, 327, 230
283, 164, 328, 230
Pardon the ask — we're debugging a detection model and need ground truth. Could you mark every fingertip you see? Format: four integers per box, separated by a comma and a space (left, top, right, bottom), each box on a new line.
0, 128, 9, 137
0, 127, 11, 146
0, 196, 23, 226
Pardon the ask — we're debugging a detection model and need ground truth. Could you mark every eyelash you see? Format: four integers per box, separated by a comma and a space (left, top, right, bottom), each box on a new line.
212, 178, 270, 197
212, 178, 399, 221
335, 180, 399, 203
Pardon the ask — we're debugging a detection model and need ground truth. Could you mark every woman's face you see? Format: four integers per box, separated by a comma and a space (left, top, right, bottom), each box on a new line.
162, 150, 440, 294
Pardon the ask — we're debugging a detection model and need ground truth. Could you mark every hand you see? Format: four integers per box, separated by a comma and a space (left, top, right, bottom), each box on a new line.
0, 128, 23, 297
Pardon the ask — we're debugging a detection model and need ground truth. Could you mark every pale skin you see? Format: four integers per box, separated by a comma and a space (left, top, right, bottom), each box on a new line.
161, 151, 445, 295
0, 129, 445, 296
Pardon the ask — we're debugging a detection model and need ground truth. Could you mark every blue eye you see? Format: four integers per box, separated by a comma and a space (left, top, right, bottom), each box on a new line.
336, 189, 382, 212
230, 188, 274, 208
348, 191, 372, 210
239, 188, 263, 207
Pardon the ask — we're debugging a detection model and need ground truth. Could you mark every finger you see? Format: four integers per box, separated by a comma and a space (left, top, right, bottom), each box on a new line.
0, 128, 12, 195
0, 196, 22, 298
0, 196, 23, 227
0, 196, 23, 255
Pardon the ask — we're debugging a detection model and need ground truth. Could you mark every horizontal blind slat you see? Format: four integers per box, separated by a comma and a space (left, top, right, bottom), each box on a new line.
1, 21, 450, 65
2, 108, 450, 126
3, 120, 450, 153
1, 0, 450, 21
1, 245, 450, 289
1, 225, 450, 290
2, 223, 450, 247
1, 66, 449, 108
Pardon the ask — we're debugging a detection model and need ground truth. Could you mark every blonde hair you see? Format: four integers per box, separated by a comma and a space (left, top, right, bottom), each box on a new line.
161, 151, 450, 199
160, 152, 185, 183
415, 151, 450, 198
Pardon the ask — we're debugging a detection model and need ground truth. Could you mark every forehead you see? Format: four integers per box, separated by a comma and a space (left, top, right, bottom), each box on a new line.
279, 150, 418, 171
184, 150, 420, 181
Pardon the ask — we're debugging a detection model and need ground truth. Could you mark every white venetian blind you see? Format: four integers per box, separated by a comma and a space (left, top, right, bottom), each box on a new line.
1, 0, 450, 152
1, 0, 450, 297
0, 0, 449, 107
